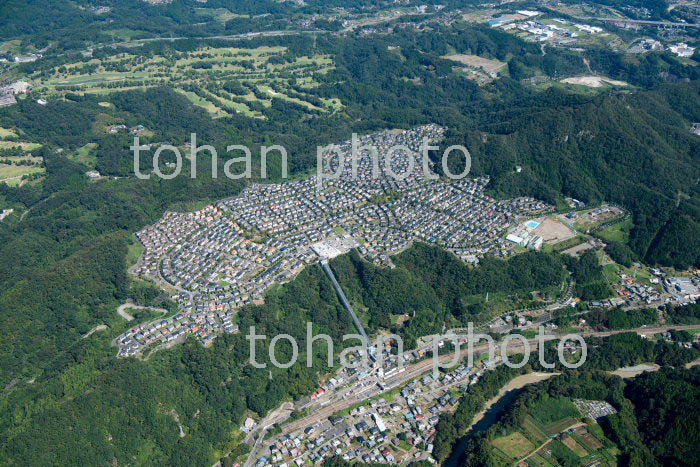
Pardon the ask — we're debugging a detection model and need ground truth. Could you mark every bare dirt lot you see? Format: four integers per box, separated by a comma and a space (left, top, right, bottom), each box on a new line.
443, 54, 506, 73
531, 217, 576, 244
609, 363, 660, 378
562, 241, 595, 257
561, 76, 629, 87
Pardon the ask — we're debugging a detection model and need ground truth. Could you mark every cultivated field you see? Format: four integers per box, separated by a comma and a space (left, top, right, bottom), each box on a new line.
492, 432, 536, 460
488, 394, 620, 467
561, 435, 589, 457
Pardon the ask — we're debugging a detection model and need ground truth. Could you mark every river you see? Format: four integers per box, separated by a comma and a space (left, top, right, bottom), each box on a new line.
444, 372, 559, 466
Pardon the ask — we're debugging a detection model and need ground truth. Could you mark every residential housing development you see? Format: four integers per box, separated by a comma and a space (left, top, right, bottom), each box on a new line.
116, 125, 551, 357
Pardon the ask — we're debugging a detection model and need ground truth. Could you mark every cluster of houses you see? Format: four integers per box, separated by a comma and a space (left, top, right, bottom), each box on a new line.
0, 209, 13, 223
12, 54, 41, 63
121, 125, 552, 356
0, 80, 31, 107
660, 331, 700, 348
628, 38, 664, 54
591, 267, 699, 309
0, 54, 41, 64
108, 124, 149, 135
613, 273, 662, 306
669, 42, 696, 57
258, 360, 492, 466
115, 307, 239, 357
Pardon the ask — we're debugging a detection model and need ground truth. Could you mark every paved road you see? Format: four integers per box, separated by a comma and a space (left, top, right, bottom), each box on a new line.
243, 402, 294, 467
116, 301, 168, 322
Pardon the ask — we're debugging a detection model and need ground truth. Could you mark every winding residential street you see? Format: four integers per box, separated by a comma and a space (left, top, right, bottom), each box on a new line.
116, 301, 169, 322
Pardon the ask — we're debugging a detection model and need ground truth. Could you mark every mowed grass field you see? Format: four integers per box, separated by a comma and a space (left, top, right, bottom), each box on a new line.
30, 46, 341, 119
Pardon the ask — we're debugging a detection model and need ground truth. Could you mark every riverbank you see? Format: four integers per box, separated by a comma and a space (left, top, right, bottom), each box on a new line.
468, 372, 561, 431
444, 372, 560, 466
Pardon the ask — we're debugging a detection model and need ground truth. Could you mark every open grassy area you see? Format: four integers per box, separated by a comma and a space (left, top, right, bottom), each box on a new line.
442, 54, 506, 73
257, 85, 322, 111
0, 141, 41, 151
1, 155, 42, 164
0, 141, 48, 186
529, 396, 581, 430
175, 89, 229, 118
619, 264, 654, 284
69, 142, 98, 167
596, 218, 632, 243
194, 8, 248, 22
603, 263, 621, 283
104, 29, 149, 41
126, 239, 144, 268
0, 128, 17, 139
30, 45, 338, 119
545, 234, 588, 253
0, 165, 45, 184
